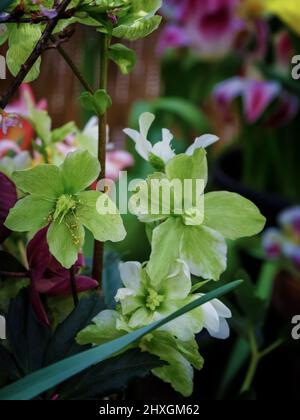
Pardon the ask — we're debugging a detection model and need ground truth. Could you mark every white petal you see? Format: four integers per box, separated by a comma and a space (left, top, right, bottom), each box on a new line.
139, 112, 155, 138
202, 301, 220, 334
211, 299, 232, 319
123, 128, 152, 160
186, 134, 219, 156
210, 318, 230, 340
115, 288, 135, 302
119, 261, 143, 292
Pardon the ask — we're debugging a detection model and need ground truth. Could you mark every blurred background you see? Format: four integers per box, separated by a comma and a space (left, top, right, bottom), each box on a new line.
1, 0, 300, 400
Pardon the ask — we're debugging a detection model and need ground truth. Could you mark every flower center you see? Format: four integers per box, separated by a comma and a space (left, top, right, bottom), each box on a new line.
53, 194, 77, 223
145, 288, 164, 311
182, 207, 204, 226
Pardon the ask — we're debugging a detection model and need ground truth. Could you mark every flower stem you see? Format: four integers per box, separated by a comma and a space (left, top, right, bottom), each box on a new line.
92, 33, 110, 286
240, 325, 284, 394
54, 39, 94, 94
69, 265, 79, 308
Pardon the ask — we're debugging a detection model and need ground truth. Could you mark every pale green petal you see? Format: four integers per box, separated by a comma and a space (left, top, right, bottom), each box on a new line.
176, 338, 204, 370
204, 191, 266, 240
163, 259, 191, 300
141, 331, 194, 397
159, 298, 204, 341
166, 148, 208, 185
180, 225, 227, 280
47, 217, 84, 269
12, 165, 63, 199
76, 310, 124, 345
77, 191, 126, 243
5, 195, 53, 233
147, 217, 184, 287
119, 261, 143, 292
60, 149, 100, 194
129, 173, 168, 223
128, 307, 154, 329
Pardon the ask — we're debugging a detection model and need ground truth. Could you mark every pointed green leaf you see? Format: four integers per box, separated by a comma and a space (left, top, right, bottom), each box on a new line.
109, 44, 136, 75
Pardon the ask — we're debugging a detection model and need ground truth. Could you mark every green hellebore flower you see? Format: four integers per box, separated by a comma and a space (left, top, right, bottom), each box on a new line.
5, 150, 126, 268
131, 148, 266, 282
76, 260, 231, 396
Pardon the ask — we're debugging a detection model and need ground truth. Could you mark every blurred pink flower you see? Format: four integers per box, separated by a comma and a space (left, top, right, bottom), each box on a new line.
27, 227, 98, 326
275, 31, 294, 71
162, 0, 244, 59
106, 150, 134, 180
158, 24, 188, 53
214, 76, 298, 125
1, 84, 47, 151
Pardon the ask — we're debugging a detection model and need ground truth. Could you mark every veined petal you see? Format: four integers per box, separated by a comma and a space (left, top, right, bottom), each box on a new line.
163, 259, 191, 300
60, 149, 100, 194
119, 261, 143, 292
180, 225, 227, 280
166, 148, 208, 186
12, 165, 63, 200
47, 218, 84, 269
147, 217, 184, 287
5, 195, 53, 233
128, 307, 154, 329
77, 191, 126, 243
204, 191, 266, 240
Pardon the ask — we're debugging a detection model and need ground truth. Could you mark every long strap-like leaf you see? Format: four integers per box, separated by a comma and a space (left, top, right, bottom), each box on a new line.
0, 280, 242, 400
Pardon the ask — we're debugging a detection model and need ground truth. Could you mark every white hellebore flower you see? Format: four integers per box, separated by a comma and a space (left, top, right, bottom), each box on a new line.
124, 112, 219, 169
116, 260, 232, 341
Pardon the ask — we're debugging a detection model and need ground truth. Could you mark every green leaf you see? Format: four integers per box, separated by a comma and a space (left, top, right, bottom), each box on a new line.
44, 294, 105, 366
93, 89, 112, 115
113, 15, 162, 40
204, 192, 266, 240
108, 43, 136, 75
79, 90, 112, 116
7, 24, 42, 83
51, 122, 77, 144
0, 280, 242, 400
77, 191, 126, 243
60, 149, 100, 194
28, 107, 52, 145
59, 349, 164, 400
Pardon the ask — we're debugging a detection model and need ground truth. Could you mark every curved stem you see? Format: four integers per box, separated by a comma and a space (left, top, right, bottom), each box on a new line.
92, 33, 110, 286
53, 39, 95, 94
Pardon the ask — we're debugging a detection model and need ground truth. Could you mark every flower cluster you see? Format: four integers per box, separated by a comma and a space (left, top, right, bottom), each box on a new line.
77, 113, 266, 396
